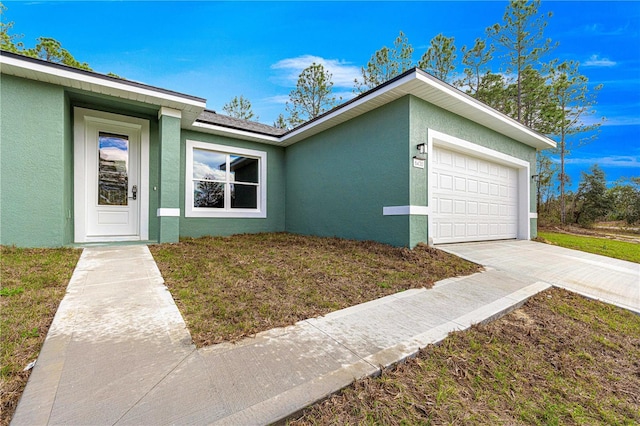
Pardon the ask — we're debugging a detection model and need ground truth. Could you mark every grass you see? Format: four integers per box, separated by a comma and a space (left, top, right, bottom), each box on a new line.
290, 288, 640, 425
538, 231, 640, 263
0, 246, 81, 426
149, 232, 480, 346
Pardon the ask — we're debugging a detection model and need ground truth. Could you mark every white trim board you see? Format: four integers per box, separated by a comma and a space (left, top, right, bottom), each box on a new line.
383, 206, 431, 216
157, 208, 181, 217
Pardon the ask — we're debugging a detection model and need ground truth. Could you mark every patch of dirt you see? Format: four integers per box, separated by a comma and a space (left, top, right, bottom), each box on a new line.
290, 288, 640, 425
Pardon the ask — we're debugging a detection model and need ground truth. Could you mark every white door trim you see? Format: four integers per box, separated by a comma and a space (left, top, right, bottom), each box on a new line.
427, 129, 531, 243
74, 107, 149, 242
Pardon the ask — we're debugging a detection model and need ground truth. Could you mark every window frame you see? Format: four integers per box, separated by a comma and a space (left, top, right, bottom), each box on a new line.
185, 140, 267, 218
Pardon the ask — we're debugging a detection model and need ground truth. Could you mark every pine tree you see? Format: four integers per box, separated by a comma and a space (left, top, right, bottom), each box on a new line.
223, 95, 257, 121
285, 63, 336, 126
418, 33, 457, 83
354, 31, 414, 93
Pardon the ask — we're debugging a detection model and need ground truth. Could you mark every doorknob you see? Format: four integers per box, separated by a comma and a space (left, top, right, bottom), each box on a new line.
129, 185, 137, 200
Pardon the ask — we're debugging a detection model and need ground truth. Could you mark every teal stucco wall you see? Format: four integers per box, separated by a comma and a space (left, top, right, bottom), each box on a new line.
1, 75, 70, 247
285, 97, 412, 247
178, 130, 286, 238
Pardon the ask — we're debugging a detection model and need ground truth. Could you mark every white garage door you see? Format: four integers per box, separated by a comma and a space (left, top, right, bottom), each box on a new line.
431, 146, 518, 244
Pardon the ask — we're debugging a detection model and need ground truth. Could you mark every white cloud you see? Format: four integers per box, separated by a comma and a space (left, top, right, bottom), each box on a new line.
271, 55, 361, 88
193, 161, 226, 180
333, 90, 358, 102
583, 54, 617, 67
563, 155, 640, 168
583, 23, 629, 36
263, 95, 290, 105
99, 147, 127, 163
600, 115, 640, 126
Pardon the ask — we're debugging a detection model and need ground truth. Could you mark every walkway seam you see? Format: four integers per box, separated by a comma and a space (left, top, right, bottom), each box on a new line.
112, 347, 197, 425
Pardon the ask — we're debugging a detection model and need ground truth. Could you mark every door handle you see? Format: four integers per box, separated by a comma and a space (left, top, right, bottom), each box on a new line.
129, 185, 137, 200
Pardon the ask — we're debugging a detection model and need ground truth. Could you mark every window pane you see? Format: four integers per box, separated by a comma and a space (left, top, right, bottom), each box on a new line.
194, 181, 225, 208
231, 184, 257, 209
230, 156, 259, 183
98, 132, 128, 206
193, 149, 226, 181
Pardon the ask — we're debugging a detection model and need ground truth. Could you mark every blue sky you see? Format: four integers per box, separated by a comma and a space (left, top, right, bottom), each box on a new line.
5, 1, 639, 190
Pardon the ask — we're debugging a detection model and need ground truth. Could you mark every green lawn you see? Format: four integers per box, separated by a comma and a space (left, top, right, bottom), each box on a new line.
0, 246, 81, 426
538, 231, 640, 263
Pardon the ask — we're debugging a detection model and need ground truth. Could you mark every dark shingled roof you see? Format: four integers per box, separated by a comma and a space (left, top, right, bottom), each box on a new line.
196, 110, 287, 137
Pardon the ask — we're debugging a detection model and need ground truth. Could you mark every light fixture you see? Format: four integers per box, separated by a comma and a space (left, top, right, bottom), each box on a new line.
416, 143, 426, 155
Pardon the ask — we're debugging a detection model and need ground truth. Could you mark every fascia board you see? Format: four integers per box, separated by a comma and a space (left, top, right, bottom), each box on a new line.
0, 54, 207, 110
190, 121, 282, 145
413, 72, 556, 150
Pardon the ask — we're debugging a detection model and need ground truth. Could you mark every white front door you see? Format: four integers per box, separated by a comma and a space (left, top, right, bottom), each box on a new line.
74, 108, 149, 243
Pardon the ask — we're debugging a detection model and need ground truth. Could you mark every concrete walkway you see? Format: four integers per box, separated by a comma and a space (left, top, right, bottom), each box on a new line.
13, 245, 551, 425
439, 240, 640, 314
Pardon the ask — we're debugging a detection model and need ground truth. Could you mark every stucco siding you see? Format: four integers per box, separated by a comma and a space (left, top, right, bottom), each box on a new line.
1, 75, 67, 247
179, 130, 286, 237
285, 97, 412, 247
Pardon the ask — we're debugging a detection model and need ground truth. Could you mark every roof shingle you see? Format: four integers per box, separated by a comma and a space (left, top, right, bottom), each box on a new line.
195, 110, 287, 137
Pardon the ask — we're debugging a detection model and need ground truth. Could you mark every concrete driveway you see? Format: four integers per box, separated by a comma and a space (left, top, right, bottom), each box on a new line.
439, 240, 640, 314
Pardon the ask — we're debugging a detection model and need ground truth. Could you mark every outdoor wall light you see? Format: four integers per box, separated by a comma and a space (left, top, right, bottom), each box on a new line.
416, 143, 427, 155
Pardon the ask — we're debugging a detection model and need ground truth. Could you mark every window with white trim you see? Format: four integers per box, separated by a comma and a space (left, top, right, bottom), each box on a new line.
185, 141, 267, 218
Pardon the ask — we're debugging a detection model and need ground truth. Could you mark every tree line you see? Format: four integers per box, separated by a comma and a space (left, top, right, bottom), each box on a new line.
543, 165, 640, 228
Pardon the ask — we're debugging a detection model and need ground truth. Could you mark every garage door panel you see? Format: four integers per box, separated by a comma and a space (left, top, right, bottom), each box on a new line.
432, 146, 518, 244
440, 174, 453, 190
467, 201, 478, 214
440, 198, 453, 213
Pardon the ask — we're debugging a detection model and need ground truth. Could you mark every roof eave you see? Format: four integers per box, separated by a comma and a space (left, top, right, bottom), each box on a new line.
277, 69, 556, 150
190, 121, 282, 145
0, 51, 207, 127
412, 71, 556, 150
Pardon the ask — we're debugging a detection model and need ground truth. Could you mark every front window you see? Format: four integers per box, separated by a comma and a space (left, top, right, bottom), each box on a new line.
186, 141, 266, 218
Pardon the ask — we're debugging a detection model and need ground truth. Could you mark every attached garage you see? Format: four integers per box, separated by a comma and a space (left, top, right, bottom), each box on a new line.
427, 129, 532, 245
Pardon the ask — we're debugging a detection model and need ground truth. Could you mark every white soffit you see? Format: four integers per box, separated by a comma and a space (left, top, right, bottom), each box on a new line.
0, 53, 206, 127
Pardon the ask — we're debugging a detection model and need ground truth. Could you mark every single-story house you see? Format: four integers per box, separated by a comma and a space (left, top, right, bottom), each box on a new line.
0, 51, 556, 248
